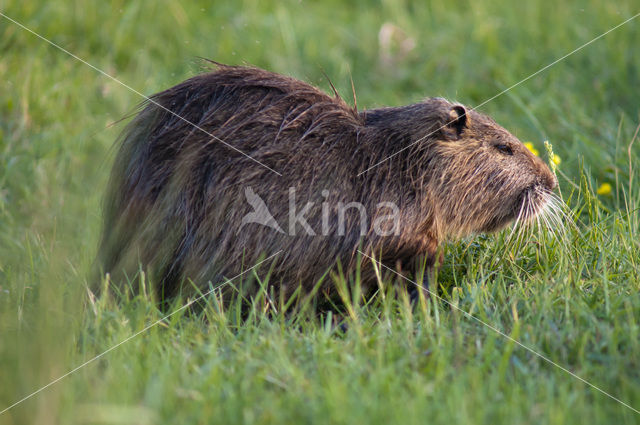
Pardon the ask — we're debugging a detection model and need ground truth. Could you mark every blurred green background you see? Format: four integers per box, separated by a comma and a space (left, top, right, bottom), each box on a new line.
1, 0, 639, 424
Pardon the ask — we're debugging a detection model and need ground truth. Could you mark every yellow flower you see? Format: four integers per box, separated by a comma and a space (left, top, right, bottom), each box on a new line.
524, 142, 539, 156
551, 154, 561, 166
596, 183, 612, 196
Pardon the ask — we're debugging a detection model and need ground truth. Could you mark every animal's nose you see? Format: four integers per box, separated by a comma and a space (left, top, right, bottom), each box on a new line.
547, 173, 558, 191
535, 157, 558, 191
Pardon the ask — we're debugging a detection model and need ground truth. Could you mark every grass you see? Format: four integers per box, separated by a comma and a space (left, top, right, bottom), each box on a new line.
1, 0, 639, 423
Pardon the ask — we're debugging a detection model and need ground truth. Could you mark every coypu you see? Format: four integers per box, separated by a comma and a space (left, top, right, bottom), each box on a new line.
97, 64, 557, 303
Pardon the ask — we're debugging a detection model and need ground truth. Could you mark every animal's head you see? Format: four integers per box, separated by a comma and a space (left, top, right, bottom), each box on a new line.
412, 98, 557, 238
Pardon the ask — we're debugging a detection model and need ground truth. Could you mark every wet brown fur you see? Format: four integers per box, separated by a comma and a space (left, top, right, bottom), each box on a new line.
98, 65, 556, 302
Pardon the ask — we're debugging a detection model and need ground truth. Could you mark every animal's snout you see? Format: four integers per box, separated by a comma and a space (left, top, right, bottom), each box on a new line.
532, 165, 557, 192
532, 156, 558, 191
547, 173, 558, 191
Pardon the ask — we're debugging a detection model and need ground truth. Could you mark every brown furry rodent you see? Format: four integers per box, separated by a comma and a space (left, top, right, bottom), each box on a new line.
98, 65, 556, 302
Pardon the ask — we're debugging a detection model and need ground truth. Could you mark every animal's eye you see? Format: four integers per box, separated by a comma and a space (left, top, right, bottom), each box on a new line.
494, 144, 513, 155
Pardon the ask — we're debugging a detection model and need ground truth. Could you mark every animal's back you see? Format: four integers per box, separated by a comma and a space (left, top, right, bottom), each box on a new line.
99, 66, 365, 299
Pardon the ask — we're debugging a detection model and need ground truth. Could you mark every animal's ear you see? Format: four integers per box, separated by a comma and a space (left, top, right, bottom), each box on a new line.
443, 105, 468, 139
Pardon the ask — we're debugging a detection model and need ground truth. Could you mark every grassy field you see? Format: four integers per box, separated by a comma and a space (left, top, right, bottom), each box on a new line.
1, 0, 640, 423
